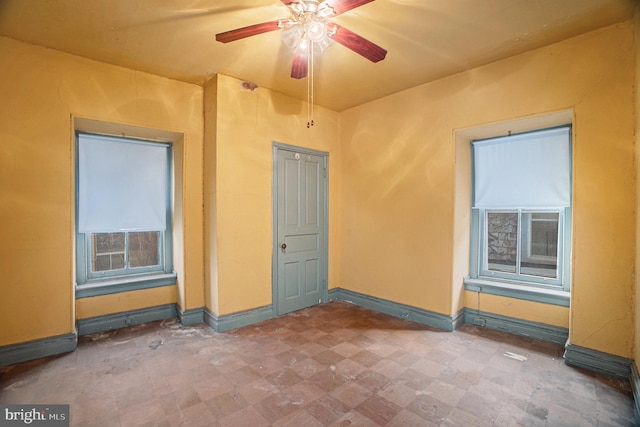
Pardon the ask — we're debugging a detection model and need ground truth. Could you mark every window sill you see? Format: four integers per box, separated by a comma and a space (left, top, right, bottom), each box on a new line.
76, 272, 177, 299
463, 277, 570, 307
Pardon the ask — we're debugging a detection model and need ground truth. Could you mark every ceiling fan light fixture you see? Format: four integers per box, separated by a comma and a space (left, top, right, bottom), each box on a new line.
281, 25, 304, 49
315, 36, 334, 52
297, 37, 310, 52
282, 17, 334, 53
305, 20, 327, 42
289, 2, 305, 16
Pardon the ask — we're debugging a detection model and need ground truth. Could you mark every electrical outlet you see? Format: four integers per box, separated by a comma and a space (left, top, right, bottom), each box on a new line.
473, 317, 486, 327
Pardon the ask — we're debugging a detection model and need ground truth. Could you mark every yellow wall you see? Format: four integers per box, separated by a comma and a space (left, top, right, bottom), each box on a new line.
634, 4, 640, 365
340, 23, 636, 358
0, 36, 204, 345
205, 74, 341, 315
76, 286, 177, 319
464, 291, 569, 329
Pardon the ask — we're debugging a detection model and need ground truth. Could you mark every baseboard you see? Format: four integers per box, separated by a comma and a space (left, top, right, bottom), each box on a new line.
563, 342, 632, 378
178, 307, 205, 326
77, 303, 177, 336
464, 308, 569, 345
630, 362, 640, 423
329, 288, 462, 332
204, 305, 273, 332
451, 308, 466, 330
0, 332, 78, 367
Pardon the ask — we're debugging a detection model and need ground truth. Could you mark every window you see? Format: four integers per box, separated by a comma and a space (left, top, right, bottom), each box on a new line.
469, 126, 571, 292
76, 132, 174, 294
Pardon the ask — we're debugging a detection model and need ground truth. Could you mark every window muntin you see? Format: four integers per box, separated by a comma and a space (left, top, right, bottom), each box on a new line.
471, 125, 571, 291
76, 132, 171, 285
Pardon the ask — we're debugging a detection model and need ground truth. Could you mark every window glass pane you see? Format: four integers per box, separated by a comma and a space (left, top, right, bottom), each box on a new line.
520, 212, 558, 278
129, 231, 160, 268
91, 233, 125, 272
487, 211, 518, 273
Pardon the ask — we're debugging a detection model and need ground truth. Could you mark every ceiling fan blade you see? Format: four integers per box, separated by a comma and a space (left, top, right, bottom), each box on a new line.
324, 0, 375, 16
291, 53, 308, 79
215, 20, 282, 43
331, 24, 387, 62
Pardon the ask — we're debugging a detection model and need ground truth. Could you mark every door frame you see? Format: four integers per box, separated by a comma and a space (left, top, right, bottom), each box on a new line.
272, 142, 329, 316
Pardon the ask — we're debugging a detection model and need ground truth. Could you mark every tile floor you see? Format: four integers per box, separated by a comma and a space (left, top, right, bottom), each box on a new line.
0, 301, 635, 426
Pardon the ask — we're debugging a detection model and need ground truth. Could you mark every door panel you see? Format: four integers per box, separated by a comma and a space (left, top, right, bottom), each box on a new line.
285, 158, 300, 227
276, 148, 327, 315
284, 262, 300, 298
305, 259, 319, 293
306, 161, 320, 226
284, 234, 318, 253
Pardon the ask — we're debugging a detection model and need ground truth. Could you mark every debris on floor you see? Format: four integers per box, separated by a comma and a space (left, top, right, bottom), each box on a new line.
503, 351, 528, 361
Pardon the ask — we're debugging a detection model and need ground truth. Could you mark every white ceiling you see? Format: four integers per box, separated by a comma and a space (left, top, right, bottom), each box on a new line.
0, 0, 635, 111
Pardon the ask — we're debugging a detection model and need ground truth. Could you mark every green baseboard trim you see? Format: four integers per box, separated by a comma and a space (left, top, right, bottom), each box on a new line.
464, 308, 568, 345
204, 305, 273, 333
77, 303, 177, 336
178, 307, 205, 326
329, 288, 462, 332
451, 309, 466, 330
630, 363, 640, 424
563, 342, 632, 379
0, 332, 78, 367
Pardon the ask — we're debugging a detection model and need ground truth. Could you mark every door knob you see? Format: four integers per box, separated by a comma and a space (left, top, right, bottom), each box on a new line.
281, 243, 287, 250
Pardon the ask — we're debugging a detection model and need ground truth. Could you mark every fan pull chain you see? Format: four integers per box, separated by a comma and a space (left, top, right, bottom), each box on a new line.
307, 49, 311, 128
311, 43, 315, 127
307, 43, 315, 128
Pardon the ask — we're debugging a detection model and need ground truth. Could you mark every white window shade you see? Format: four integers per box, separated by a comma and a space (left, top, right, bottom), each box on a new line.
78, 133, 169, 233
472, 127, 571, 208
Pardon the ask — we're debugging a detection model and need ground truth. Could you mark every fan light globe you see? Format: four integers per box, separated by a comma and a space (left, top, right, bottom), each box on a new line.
281, 25, 304, 49
315, 35, 334, 52
298, 38, 309, 51
305, 20, 327, 42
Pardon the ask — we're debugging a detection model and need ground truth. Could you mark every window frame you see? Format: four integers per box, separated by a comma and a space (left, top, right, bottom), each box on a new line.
475, 207, 569, 290
467, 125, 572, 299
75, 132, 174, 297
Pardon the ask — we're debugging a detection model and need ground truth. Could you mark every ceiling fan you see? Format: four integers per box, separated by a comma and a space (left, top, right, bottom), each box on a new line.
215, 0, 387, 79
